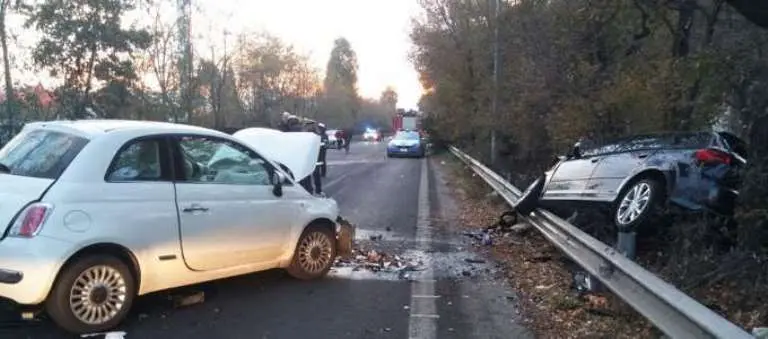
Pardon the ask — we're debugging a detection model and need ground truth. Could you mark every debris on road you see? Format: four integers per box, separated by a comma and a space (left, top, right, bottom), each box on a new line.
465, 258, 486, 264
369, 234, 383, 241
172, 291, 205, 308
462, 210, 533, 247
510, 223, 532, 235
81, 331, 127, 339
333, 247, 424, 278
336, 216, 357, 259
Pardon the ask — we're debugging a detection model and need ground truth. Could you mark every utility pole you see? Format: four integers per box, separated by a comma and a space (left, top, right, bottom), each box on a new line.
489, 0, 500, 166
177, 0, 192, 123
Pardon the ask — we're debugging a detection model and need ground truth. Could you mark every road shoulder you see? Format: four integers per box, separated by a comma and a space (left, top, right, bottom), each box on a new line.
428, 156, 534, 339
433, 152, 656, 338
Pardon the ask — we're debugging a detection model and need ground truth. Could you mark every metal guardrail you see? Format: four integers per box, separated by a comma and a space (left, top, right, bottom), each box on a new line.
449, 146, 753, 339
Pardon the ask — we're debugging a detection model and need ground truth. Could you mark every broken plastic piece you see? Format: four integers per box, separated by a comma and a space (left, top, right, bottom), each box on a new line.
336, 217, 356, 258
81, 332, 127, 339
173, 291, 205, 308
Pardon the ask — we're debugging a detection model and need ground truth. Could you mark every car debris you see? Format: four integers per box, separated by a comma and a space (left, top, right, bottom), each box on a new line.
462, 210, 533, 246
336, 216, 357, 259
81, 331, 127, 339
172, 291, 205, 308
333, 247, 424, 278
464, 258, 486, 264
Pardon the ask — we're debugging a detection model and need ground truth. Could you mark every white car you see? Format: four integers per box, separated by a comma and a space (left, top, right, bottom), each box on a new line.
0, 120, 344, 334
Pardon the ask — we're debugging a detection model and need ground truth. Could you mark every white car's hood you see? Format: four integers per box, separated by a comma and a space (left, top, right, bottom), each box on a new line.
233, 127, 321, 181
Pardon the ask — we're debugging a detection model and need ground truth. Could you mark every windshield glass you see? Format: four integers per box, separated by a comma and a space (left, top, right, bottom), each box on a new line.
0, 128, 89, 179
394, 131, 420, 140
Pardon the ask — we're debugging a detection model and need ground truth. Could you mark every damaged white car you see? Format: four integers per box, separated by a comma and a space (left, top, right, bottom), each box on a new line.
0, 120, 350, 334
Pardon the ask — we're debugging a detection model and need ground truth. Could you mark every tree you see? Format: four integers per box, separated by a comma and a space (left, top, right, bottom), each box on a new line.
145, 0, 181, 121
23, 0, 152, 118
0, 0, 18, 130
321, 37, 360, 128
380, 86, 398, 115
234, 32, 321, 127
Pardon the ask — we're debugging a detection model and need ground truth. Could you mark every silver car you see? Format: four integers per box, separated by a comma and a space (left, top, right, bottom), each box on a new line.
515, 131, 748, 230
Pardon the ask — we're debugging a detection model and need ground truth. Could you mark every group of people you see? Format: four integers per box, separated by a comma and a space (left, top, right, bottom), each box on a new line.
277, 111, 345, 197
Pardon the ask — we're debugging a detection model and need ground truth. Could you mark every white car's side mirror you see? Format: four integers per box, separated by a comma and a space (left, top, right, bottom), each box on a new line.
272, 171, 286, 197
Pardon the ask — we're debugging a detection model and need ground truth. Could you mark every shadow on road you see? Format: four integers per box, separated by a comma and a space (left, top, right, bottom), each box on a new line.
0, 269, 410, 339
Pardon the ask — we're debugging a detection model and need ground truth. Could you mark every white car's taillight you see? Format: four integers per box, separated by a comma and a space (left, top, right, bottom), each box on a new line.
8, 203, 54, 238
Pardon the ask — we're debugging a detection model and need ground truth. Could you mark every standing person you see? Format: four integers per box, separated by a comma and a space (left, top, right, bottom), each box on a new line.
317, 123, 329, 178
278, 112, 293, 132
343, 127, 353, 154
335, 129, 344, 149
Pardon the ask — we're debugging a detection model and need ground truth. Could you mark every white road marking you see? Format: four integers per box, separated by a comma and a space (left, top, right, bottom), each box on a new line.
323, 175, 347, 190
408, 158, 438, 339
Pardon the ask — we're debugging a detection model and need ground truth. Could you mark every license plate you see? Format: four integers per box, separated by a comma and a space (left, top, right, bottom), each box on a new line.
400, 148, 409, 152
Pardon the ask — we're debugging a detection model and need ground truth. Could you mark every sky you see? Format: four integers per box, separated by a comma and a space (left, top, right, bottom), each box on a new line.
6, 0, 424, 110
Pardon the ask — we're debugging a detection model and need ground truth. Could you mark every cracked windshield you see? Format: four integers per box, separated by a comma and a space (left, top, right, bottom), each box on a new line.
0, 0, 767, 338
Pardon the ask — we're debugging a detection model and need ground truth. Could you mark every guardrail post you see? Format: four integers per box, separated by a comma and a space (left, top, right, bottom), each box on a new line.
617, 230, 637, 260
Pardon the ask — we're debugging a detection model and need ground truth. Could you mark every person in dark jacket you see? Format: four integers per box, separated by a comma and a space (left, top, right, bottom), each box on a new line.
278, 112, 303, 132
317, 123, 329, 178
342, 128, 353, 154
334, 129, 344, 149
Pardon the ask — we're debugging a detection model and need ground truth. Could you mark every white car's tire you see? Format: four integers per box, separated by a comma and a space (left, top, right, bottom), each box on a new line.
46, 255, 136, 334
286, 225, 337, 280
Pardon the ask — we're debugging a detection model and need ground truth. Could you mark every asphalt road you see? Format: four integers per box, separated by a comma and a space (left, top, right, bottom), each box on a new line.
0, 141, 532, 339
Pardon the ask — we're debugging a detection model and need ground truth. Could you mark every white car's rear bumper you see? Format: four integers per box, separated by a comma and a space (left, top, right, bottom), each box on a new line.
0, 236, 71, 305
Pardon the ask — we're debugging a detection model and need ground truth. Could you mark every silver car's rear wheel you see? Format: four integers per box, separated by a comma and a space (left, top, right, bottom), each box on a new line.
46, 255, 136, 334
616, 182, 651, 225
613, 178, 662, 231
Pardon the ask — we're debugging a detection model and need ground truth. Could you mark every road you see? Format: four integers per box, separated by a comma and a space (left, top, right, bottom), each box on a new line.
0, 142, 532, 339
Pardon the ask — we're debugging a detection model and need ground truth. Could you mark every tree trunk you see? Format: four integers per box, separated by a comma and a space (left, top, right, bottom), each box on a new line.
0, 1, 15, 129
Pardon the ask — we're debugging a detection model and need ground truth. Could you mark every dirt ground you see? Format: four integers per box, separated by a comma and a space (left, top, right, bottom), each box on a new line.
436, 153, 661, 338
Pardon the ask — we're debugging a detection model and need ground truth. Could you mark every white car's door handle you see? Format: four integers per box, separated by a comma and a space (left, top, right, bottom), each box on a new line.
182, 204, 209, 213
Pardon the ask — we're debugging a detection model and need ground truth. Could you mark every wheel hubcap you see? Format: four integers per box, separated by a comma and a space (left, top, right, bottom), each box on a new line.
298, 232, 333, 274
69, 265, 127, 325
617, 182, 652, 225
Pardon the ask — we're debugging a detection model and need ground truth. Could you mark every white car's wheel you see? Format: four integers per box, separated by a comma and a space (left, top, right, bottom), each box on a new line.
46, 255, 136, 334
286, 225, 337, 280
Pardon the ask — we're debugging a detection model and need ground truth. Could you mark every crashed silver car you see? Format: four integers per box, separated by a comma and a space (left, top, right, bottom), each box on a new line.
515, 131, 748, 230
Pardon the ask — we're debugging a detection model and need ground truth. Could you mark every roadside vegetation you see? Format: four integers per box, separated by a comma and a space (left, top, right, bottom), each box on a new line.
0, 0, 397, 143
412, 0, 768, 333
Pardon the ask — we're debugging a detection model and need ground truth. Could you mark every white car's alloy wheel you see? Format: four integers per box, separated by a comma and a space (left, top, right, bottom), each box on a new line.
69, 265, 128, 325
297, 231, 334, 275
287, 225, 337, 280
46, 255, 136, 334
